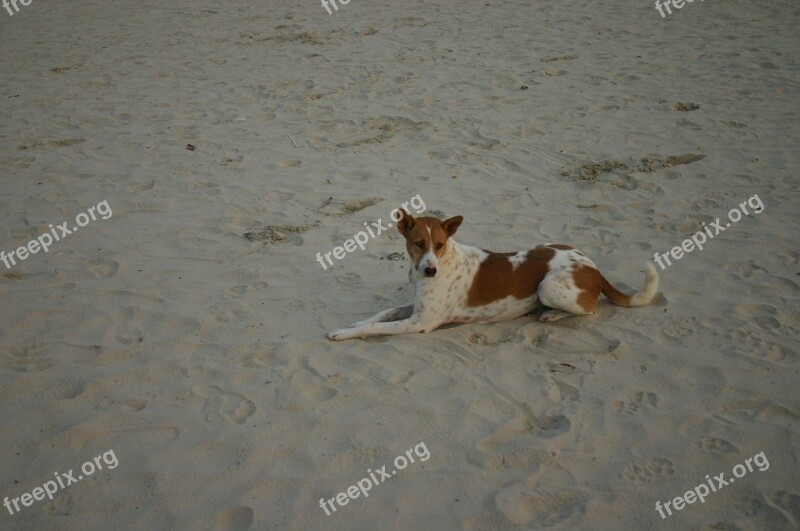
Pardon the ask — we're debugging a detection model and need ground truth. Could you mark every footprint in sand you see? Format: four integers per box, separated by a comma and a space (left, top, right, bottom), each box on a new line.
778, 250, 798, 266
488, 447, 552, 471
729, 329, 796, 365
543, 68, 568, 77
115, 332, 144, 345
99, 398, 147, 411
86, 257, 120, 278
547, 379, 580, 403
0, 341, 56, 372
224, 281, 268, 299
723, 261, 768, 278
336, 272, 363, 289
611, 391, 658, 415
43, 381, 85, 400
477, 414, 571, 451
427, 148, 454, 161
194, 385, 256, 425
225, 343, 269, 369
766, 491, 800, 527
187, 180, 222, 196
130, 180, 157, 192
44, 492, 77, 516
276, 382, 337, 411
56, 425, 178, 450
336, 116, 428, 148
345, 444, 385, 465
694, 435, 739, 454
756, 405, 800, 430
7, 155, 36, 170
661, 317, 697, 342
18, 138, 85, 150
733, 303, 781, 330
541, 55, 578, 63
622, 457, 675, 483
337, 197, 383, 215
228, 268, 263, 284
215, 506, 254, 531
218, 154, 244, 166
469, 398, 516, 422
733, 495, 763, 518
468, 333, 490, 346
495, 486, 588, 527
108, 307, 198, 344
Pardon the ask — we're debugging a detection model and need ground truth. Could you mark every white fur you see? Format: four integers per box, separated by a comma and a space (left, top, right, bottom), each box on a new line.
327, 239, 656, 340
508, 251, 529, 270
536, 248, 595, 316
329, 241, 567, 340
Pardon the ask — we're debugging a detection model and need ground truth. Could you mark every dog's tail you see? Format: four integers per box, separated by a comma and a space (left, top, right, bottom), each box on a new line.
601, 262, 659, 308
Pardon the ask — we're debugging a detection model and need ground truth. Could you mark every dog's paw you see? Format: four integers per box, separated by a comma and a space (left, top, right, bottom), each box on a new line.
326, 329, 348, 341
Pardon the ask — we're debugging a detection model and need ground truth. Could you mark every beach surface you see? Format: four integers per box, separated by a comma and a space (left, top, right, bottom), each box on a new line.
1, 0, 798, 529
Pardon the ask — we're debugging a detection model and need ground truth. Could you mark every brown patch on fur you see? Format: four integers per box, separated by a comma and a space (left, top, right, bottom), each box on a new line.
467, 247, 556, 306
572, 264, 641, 309
397, 209, 415, 235
572, 265, 604, 312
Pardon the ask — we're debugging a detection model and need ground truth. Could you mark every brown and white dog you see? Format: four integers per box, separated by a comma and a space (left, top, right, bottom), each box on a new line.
326, 211, 659, 341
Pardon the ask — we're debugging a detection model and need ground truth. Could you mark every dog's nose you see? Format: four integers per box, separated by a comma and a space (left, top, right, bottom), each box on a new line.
424, 266, 437, 277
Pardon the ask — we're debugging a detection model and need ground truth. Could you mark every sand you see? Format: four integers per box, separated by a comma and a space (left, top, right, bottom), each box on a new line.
1, 0, 798, 529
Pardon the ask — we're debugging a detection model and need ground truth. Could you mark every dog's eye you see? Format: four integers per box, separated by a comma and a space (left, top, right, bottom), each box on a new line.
415, 241, 424, 248
435, 243, 444, 250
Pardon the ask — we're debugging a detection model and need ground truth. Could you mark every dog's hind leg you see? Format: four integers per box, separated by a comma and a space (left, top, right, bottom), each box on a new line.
536, 269, 599, 322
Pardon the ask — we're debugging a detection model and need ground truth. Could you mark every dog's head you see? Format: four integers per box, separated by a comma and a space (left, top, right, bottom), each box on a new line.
397, 210, 462, 278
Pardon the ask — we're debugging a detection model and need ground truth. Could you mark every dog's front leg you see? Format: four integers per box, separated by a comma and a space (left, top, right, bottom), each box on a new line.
327, 316, 436, 341
348, 304, 414, 327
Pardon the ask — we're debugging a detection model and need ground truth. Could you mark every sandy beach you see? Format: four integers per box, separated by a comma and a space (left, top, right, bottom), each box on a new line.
1, 0, 798, 529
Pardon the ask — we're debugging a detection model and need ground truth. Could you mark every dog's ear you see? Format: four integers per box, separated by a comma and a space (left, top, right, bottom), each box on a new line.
397, 209, 415, 235
442, 215, 463, 237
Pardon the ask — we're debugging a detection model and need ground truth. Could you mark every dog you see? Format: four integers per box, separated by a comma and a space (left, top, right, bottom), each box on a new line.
326, 210, 659, 341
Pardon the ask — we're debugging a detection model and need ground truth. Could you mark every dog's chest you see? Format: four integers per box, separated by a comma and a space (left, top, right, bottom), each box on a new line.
414, 246, 539, 324
413, 262, 471, 311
